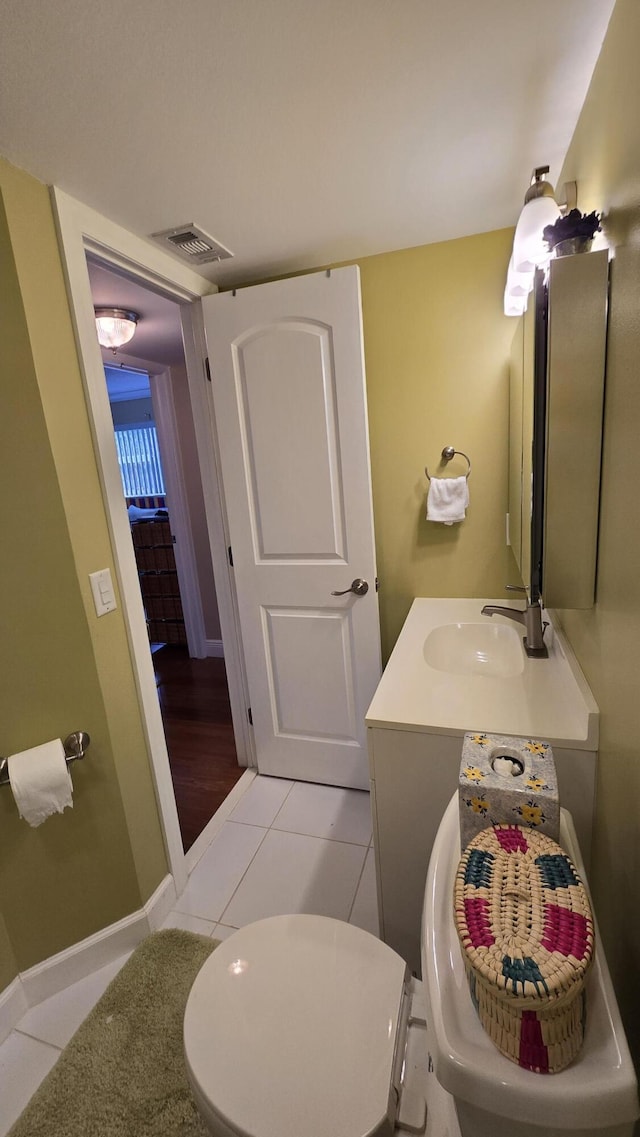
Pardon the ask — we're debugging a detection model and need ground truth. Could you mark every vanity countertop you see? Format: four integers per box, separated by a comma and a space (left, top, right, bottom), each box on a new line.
365, 598, 598, 749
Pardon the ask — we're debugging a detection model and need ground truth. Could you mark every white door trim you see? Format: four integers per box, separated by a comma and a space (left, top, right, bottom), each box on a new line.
151, 370, 207, 659
180, 301, 256, 767
51, 188, 251, 892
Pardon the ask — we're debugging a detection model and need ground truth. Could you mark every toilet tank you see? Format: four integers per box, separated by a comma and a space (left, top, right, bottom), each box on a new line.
421, 795, 639, 1137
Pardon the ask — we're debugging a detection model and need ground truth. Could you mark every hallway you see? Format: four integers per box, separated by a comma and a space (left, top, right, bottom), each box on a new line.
153, 646, 244, 851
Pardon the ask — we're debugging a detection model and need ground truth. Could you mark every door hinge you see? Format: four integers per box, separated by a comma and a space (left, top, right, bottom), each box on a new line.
375, 577, 380, 592
247, 707, 253, 726
228, 545, 234, 566
204, 356, 211, 382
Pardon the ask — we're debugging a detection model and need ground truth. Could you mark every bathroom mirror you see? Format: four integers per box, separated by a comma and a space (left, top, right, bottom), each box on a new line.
509, 249, 609, 609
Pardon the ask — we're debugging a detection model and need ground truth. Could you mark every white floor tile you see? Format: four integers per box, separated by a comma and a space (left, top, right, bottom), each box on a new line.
272, 781, 372, 845
221, 829, 367, 927
161, 911, 217, 936
228, 774, 294, 827
174, 820, 267, 922
14, 952, 132, 1051
0, 1032, 60, 1136
211, 923, 239, 942
349, 848, 380, 937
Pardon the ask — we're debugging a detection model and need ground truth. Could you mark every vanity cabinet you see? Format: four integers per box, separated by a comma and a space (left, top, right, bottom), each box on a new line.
366, 598, 598, 977
368, 727, 462, 975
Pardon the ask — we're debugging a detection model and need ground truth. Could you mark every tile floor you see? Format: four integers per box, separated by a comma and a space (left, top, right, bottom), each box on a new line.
0, 776, 377, 1135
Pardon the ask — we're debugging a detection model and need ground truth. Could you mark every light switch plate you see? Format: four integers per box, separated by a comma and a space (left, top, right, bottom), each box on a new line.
89, 568, 117, 616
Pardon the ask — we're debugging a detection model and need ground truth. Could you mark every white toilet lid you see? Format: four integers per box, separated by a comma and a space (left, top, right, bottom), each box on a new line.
184, 914, 407, 1137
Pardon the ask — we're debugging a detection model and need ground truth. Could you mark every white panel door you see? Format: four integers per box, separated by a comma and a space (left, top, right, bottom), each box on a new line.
202, 267, 380, 788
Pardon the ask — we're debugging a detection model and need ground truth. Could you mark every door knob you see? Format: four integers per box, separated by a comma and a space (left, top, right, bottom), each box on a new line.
331, 578, 369, 597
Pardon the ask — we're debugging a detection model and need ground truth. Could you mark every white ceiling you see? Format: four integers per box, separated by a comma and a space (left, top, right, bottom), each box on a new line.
89, 260, 185, 366
1, 1, 614, 288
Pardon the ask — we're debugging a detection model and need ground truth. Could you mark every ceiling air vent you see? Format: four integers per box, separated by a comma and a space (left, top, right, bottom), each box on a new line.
151, 223, 233, 265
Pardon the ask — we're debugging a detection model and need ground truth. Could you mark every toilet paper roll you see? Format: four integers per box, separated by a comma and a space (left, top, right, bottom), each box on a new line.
7, 739, 73, 827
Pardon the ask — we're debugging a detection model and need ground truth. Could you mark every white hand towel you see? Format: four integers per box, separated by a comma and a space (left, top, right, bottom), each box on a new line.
7, 739, 73, 827
426, 476, 469, 525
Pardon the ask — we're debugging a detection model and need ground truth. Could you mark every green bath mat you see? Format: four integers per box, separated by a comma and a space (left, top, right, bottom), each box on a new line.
10, 929, 218, 1137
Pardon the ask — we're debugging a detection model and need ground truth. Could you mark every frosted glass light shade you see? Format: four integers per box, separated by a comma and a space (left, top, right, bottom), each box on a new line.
506, 254, 534, 298
503, 255, 533, 316
512, 196, 561, 273
503, 284, 527, 317
95, 308, 138, 349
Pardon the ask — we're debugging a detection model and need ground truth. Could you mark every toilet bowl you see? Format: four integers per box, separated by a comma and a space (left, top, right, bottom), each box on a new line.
184, 795, 639, 1137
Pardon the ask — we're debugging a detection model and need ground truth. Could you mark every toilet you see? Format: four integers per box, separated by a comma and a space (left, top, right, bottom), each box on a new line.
184, 795, 639, 1137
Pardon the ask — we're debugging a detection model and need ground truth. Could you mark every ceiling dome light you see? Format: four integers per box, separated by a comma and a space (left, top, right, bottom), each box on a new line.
94, 308, 139, 351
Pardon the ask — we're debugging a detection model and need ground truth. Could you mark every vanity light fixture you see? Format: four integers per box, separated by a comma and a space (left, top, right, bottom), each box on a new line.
94, 307, 139, 352
503, 254, 533, 317
504, 168, 577, 316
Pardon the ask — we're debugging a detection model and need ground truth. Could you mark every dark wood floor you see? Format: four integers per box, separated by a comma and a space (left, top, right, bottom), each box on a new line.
153, 646, 244, 852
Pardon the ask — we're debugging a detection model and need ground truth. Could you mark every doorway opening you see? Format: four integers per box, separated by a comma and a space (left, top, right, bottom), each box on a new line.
88, 256, 244, 851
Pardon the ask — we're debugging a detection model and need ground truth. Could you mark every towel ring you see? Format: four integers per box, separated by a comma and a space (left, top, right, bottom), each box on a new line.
425, 446, 471, 481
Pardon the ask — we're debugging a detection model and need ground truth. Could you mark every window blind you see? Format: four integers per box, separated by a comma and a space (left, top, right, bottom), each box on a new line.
114, 425, 166, 497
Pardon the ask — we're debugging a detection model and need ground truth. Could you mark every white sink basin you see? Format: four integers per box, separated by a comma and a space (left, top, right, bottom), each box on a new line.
366, 598, 599, 752
423, 621, 524, 678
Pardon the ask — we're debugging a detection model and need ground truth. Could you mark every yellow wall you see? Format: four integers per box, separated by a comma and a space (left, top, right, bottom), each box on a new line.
357, 230, 518, 657
556, 0, 640, 1067
0, 159, 167, 975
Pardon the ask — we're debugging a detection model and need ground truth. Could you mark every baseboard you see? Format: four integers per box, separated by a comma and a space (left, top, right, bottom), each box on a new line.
0, 974, 29, 1046
184, 768, 256, 874
145, 872, 177, 931
20, 913, 148, 1007
18, 873, 176, 1008
205, 638, 224, 658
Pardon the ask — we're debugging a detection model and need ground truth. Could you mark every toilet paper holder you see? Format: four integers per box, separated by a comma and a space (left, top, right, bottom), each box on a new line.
0, 732, 90, 787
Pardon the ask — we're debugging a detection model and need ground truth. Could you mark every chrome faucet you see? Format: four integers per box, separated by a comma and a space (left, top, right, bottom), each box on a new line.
481, 586, 549, 658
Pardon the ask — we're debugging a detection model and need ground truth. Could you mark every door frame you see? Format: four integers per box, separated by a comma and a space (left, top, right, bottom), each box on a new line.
52, 187, 254, 892
150, 367, 207, 659
103, 345, 208, 660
